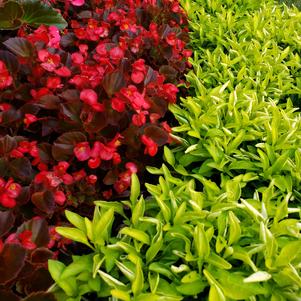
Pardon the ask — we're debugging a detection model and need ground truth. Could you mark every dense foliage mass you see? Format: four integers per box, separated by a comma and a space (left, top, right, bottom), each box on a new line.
49, 0, 301, 300
0, 0, 190, 299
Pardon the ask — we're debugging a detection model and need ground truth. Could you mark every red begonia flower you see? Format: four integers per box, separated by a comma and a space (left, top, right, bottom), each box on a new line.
46, 77, 62, 89
18, 230, 36, 250
91, 102, 105, 112
72, 169, 87, 181
125, 162, 138, 174
24, 114, 38, 128
55, 66, 71, 77
0, 194, 16, 208
70, 0, 85, 6
111, 96, 126, 112
121, 85, 150, 111
112, 152, 121, 165
71, 52, 84, 65
98, 143, 115, 160
132, 111, 148, 127
87, 174, 97, 184
6, 181, 22, 198
163, 83, 179, 103
109, 47, 124, 62
141, 134, 158, 156
131, 59, 146, 84
80, 89, 98, 105
54, 191, 66, 205
88, 157, 101, 169
38, 49, 61, 72
166, 32, 177, 46
0, 60, 13, 90
74, 142, 91, 161
102, 189, 112, 200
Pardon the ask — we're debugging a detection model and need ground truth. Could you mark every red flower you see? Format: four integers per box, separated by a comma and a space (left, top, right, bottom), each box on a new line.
102, 189, 112, 200
125, 162, 138, 174
121, 85, 150, 111
55, 66, 71, 77
54, 191, 66, 205
163, 83, 179, 103
80, 89, 98, 105
111, 96, 126, 112
74, 142, 91, 161
131, 59, 146, 84
87, 174, 97, 184
166, 32, 177, 46
141, 135, 158, 156
132, 111, 148, 127
0, 103, 12, 111
70, 0, 85, 6
46, 77, 62, 89
71, 52, 84, 65
24, 114, 38, 128
0, 194, 16, 208
18, 230, 36, 250
0, 60, 13, 90
99, 143, 115, 160
38, 49, 61, 72
0, 178, 21, 208
112, 152, 121, 165
72, 169, 87, 181
109, 47, 124, 63
88, 157, 101, 169
0, 239, 3, 253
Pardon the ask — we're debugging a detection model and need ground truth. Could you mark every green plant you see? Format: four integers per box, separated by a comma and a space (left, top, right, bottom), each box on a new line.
49, 164, 301, 300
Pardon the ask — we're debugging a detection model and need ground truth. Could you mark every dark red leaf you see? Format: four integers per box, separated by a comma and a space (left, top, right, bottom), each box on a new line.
0, 243, 26, 284
0, 210, 15, 238
103, 69, 126, 97
0, 135, 17, 156
31, 191, 55, 215
83, 112, 108, 133
38, 143, 52, 163
39, 95, 61, 110
41, 118, 59, 136
16, 186, 31, 205
3, 38, 34, 58
30, 248, 53, 264
159, 65, 178, 82
103, 170, 118, 185
58, 89, 80, 102
18, 218, 50, 247
1, 109, 22, 126
0, 289, 21, 301
0, 50, 19, 74
60, 101, 82, 123
52, 131, 86, 161
144, 66, 157, 85
23, 268, 54, 295
19, 104, 40, 115
9, 157, 33, 182
144, 125, 169, 146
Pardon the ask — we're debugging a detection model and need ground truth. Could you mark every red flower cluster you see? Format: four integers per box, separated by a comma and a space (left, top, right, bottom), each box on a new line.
0, 177, 22, 208
0, 0, 190, 297
0, 2, 190, 297
0, 60, 13, 90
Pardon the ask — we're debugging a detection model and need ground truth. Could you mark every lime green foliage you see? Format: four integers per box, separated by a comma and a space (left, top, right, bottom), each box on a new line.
49, 170, 300, 300
49, 0, 301, 300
